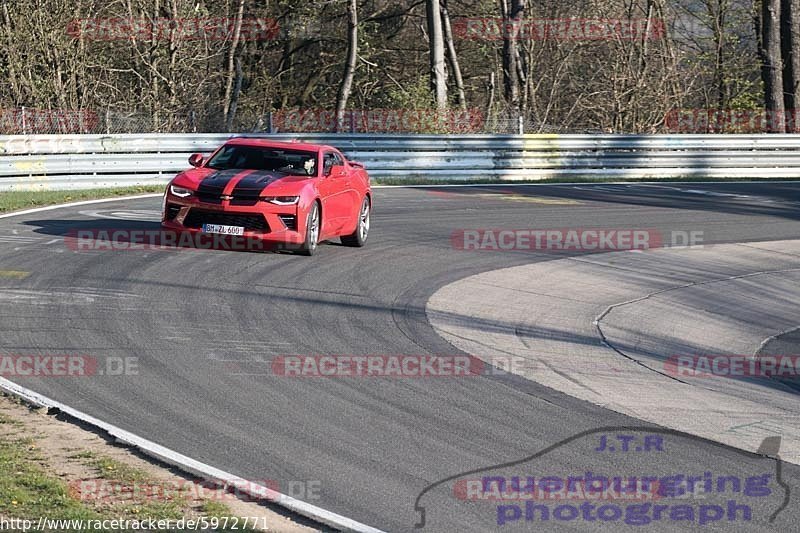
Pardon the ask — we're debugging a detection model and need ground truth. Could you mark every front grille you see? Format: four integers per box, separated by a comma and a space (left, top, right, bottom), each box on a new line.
183, 209, 270, 232
165, 204, 181, 221
196, 192, 259, 206
196, 192, 222, 204
278, 214, 297, 231
230, 192, 260, 207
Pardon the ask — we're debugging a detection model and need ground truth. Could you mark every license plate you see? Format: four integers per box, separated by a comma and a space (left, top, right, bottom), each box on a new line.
202, 224, 244, 236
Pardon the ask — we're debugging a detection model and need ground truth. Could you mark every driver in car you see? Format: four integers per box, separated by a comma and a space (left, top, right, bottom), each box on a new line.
304, 158, 316, 176
277, 157, 316, 175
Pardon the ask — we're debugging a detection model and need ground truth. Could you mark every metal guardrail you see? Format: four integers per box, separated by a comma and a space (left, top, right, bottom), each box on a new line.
1, 133, 799, 190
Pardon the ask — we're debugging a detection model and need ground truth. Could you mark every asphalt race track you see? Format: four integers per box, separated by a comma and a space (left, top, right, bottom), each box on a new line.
2, 182, 800, 531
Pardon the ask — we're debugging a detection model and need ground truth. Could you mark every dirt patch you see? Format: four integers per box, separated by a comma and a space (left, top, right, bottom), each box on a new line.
0, 392, 321, 532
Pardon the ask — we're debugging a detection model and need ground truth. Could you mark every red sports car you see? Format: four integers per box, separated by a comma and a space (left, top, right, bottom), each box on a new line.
161, 138, 371, 255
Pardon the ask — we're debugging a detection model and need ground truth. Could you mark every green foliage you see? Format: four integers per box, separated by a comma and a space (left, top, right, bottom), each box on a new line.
0, 186, 163, 213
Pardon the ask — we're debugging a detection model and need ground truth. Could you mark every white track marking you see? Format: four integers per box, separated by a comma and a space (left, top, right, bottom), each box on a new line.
0, 193, 162, 220
79, 209, 162, 221
0, 377, 385, 533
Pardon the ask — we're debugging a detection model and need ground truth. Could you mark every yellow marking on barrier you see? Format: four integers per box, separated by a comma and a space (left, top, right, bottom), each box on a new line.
13, 160, 46, 171
0, 271, 30, 279
521, 134, 565, 172
13, 175, 50, 191
523, 134, 561, 151
523, 134, 560, 139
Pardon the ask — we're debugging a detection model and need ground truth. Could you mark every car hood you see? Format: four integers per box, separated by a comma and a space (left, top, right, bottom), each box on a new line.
174, 168, 307, 197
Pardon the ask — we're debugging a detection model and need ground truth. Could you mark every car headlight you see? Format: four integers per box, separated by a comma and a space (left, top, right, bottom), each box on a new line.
170, 185, 194, 198
260, 196, 300, 205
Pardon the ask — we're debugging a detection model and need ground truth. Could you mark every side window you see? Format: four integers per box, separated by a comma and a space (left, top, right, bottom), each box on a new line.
323, 152, 336, 176
323, 152, 344, 176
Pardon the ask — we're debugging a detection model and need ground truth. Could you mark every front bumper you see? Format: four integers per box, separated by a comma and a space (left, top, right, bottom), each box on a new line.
162, 194, 305, 245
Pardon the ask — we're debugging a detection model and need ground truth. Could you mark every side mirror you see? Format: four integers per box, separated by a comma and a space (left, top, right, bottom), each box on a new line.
188, 153, 204, 167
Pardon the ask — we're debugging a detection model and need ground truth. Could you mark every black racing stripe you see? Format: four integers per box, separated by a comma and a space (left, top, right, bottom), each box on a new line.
196, 169, 248, 203
230, 171, 286, 201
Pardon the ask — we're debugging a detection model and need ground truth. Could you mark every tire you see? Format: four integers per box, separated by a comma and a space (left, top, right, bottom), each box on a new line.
298, 202, 320, 256
341, 197, 370, 247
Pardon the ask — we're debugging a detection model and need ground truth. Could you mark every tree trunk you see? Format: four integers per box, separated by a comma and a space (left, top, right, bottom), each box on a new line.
759, 0, 786, 132
441, 0, 466, 110
2, 2, 22, 104
223, 0, 245, 131
781, 0, 800, 131
425, 0, 448, 110
228, 57, 243, 131
150, 0, 162, 130
711, 0, 726, 111
166, 0, 180, 129
336, 0, 358, 132
500, 0, 525, 116
486, 71, 495, 130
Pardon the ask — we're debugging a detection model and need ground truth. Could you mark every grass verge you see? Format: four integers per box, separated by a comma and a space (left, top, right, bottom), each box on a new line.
0, 186, 163, 214
0, 436, 106, 524
0, 393, 314, 532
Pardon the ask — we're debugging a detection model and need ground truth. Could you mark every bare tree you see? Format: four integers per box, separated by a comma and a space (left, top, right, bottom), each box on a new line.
440, 0, 465, 110
781, 0, 800, 130
758, 0, 786, 132
336, 0, 358, 132
499, 0, 525, 116
0, 0, 779, 134
223, 0, 246, 130
425, 0, 447, 110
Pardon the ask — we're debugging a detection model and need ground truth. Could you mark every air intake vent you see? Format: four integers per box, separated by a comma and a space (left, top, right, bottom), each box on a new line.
166, 204, 181, 220
278, 214, 297, 231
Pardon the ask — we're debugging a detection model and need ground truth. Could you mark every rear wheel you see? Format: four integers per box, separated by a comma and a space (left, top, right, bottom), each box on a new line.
341, 197, 370, 247
298, 202, 320, 256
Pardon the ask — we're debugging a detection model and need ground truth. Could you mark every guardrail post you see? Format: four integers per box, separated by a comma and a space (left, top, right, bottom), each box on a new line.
21, 106, 26, 135
518, 115, 523, 135
105, 109, 111, 134
268, 111, 274, 134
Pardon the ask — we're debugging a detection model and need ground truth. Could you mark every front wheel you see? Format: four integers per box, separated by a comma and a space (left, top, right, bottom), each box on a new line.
298, 202, 320, 256
341, 197, 370, 247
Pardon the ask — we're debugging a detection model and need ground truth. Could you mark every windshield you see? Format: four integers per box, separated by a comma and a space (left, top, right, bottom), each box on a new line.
206, 145, 318, 176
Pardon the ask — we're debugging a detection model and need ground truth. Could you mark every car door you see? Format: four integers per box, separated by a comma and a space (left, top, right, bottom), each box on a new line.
317, 151, 351, 235
336, 152, 364, 234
